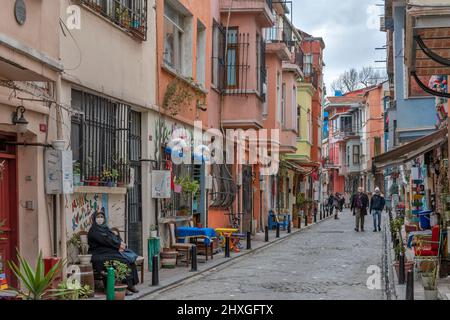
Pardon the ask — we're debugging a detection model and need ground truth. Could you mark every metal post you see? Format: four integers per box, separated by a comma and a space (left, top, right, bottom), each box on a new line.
190, 246, 197, 272
276, 222, 280, 238
246, 231, 251, 250
398, 253, 405, 285
320, 206, 323, 220
287, 219, 291, 233
265, 226, 269, 242
406, 270, 414, 300
225, 236, 230, 258
152, 255, 159, 286
305, 214, 308, 227
314, 209, 317, 223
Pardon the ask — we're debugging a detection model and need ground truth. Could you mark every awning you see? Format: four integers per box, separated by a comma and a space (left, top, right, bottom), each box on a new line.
373, 128, 447, 171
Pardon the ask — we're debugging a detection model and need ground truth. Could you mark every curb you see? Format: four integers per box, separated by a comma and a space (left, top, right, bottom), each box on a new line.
133, 214, 335, 300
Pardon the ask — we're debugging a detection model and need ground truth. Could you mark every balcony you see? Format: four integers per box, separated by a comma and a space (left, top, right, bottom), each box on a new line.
220, 0, 275, 27
332, 129, 360, 142
264, 17, 293, 61
80, 0, 148, 40
280, 129, 297, 154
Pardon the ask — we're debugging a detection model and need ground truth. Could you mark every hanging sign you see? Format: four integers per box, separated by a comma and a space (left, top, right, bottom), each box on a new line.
151, 170, 171, 199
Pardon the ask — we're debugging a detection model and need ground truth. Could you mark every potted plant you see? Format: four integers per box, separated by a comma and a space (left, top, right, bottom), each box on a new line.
104, 260, 130, 300
101, 168, 114, 187
86, 156, 99, 186
67, 233, 81, 264
111, 169, 119, 187
174, 176, 200, 201
421, 262, 439, 300
177, 206, 190, 217
73, 161, 82, 187
78, 242, 92, 266
7, 251, 65, 300
50, 279, 93, 300
149, 225, 158, 238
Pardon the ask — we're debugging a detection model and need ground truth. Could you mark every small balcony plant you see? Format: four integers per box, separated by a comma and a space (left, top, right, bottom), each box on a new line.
73, 161, 82, 187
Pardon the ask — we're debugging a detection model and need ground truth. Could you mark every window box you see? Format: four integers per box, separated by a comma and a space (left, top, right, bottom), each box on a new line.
73, 186, 127, 195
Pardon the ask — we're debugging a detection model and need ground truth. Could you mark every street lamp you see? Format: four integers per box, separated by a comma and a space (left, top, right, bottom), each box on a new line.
12, 106, 29, 134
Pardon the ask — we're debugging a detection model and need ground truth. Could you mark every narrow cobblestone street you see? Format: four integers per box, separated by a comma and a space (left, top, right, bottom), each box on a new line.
142, 209, 385, 300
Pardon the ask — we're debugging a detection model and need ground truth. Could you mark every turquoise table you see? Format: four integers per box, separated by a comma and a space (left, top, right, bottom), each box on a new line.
148, 237, 161, 272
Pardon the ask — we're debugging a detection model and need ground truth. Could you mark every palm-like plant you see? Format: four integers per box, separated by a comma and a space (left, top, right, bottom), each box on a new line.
7, 250, 65, 300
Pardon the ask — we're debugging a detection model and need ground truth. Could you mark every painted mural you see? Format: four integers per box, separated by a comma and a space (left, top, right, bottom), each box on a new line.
66, 193, 125, 238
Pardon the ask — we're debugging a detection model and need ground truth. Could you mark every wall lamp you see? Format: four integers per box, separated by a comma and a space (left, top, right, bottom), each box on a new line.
12, 106, 29, 134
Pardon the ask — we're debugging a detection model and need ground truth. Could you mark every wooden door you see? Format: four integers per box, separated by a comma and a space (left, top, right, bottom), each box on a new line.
0, 154, 17, 287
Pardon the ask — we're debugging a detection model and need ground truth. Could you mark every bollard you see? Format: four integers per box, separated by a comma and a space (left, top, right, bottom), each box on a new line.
297, 216, 301, 229
190, 246, 198, 272
246, 231, 252, 250
276, 223, 280, 238
305, 215, 308, 227
106, 267, 115, 300
320, 208, 323, 220
398, 253, 405, 285
152, 255, 159, 286
314, 212, 317, 223
406, 270, 414, 300
225, 236, 231, 258
287, 220, 291, 234
265, 226, 269, 242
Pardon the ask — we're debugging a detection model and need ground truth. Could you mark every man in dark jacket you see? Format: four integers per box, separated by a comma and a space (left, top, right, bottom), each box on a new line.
350, 187, 369, 232
328, 194, 335, 216
370, 187, 385, 232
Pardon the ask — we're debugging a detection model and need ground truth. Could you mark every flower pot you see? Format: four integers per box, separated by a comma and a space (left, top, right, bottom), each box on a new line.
114, 284, 128, 300
107, 181, 114, 187
421, 274, 435, 289
73, 174, 81, 186
88, 177, 99, 186
393, 260, 414, 278
78, 254, 92, 266
424, 289, 438, 300
150, 231, 158, 238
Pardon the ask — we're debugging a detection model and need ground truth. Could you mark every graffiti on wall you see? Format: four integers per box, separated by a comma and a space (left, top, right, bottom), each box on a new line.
70, 193, 105, 233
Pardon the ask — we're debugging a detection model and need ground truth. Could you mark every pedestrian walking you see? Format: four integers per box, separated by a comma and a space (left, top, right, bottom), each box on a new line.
328, 194, 335, 216
333, 193, 341, 219
338, 193, 345, 212
350, 187, 369, 232
370, 187, 385, 232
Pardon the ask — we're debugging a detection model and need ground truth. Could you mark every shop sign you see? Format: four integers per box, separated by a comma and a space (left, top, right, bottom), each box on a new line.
45, 149, 73, 194
151, 170, 171, 199
14, 0, 26, 25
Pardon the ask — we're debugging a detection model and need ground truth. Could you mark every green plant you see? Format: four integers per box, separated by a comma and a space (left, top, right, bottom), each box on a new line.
111, 169, 119, 180
50, 280, 93, 300
174, 176, 200, 200
67, 233, 81, 250
149, 225, 157, 232
296, 193, 306, 207
390, 217, 404, 236
73, 161, 81, 175
7, 251, 66, 300
104, 260, 130, 285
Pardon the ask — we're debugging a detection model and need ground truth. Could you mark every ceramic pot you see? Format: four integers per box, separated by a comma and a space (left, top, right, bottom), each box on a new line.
78, 254, 92, 266
114, 284, 128, 300
150, 231, 158, 238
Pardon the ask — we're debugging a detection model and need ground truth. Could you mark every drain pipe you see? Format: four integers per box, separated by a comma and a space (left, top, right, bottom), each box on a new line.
54, 75, 67, 279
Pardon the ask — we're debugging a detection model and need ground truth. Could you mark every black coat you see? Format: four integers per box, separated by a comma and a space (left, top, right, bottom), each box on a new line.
350, 193, 369, 215
370, 194, 386, 212
88, 212, 139, 287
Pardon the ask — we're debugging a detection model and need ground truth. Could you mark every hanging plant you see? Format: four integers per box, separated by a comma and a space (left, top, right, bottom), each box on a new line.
174, 176, 200, 201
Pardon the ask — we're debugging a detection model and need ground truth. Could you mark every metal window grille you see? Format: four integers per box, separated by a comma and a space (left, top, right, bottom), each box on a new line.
210, 164, 236, 209
225, 30, 250, 95
71, 89, 131, 185
81, 0, 148, 40
259, 37, 267, 101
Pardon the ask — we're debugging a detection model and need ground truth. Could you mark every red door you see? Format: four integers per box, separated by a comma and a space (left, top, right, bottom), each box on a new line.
0, 153, 18, 287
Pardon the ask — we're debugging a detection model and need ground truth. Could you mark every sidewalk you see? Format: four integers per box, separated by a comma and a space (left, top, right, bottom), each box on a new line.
90, 214, 335, 300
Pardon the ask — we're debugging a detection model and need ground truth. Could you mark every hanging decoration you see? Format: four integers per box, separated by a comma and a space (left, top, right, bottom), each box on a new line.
428, 75, 448, 127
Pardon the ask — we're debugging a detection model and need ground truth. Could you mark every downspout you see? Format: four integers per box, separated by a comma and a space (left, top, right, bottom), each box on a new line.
55, 74, 67, 279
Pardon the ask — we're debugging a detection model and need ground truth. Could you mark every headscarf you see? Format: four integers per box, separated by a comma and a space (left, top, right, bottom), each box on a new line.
88, 209, 110, 236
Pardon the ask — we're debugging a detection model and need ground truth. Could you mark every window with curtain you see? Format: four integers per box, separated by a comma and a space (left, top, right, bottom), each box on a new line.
226, 28, 239, 88
164, 2, 184, 72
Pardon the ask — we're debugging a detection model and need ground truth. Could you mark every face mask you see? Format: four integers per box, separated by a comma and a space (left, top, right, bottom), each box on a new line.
96, 217, 105, 225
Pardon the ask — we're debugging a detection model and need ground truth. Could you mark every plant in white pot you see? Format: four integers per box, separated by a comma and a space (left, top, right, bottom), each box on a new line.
78, 243, 92, 266
149, 225, 158, 238
67, 233, 81, 264
422, 262, 439, 300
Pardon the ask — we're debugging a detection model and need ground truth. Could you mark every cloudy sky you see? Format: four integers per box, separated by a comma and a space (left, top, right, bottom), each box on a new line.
291, 0, 386, 95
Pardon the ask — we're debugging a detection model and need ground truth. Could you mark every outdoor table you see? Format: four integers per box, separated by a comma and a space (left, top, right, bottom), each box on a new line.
176, 227, 216, 246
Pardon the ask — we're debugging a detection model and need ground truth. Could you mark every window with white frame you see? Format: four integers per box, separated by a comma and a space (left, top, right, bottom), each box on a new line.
292, 86, 297, 131
303, 54, 313, 76
276, 72, 281, 122
212, 20, 225, 91
353, 145, 360, 165
281, 83, 286, 128
164, 2, 184, 72
196, 20, 206, 86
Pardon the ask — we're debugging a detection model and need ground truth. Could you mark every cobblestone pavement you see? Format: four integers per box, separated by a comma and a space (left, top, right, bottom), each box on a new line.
142, 209, 385, 300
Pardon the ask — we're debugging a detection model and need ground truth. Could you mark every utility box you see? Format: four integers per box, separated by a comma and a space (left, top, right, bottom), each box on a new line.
45, 149, 73, 194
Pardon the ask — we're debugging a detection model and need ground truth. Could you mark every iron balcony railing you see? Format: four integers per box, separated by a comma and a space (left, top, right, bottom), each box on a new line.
81, 0, 148, 41
264, 15, 294, 48
266, 0, 273, 11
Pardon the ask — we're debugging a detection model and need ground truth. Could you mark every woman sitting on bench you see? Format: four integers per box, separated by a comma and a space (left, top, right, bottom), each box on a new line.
88, 210, 140, 295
